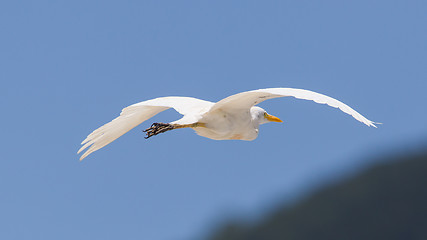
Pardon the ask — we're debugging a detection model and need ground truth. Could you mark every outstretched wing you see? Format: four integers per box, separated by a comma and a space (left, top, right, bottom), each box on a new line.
211, 88, 377, 127
78, 97, 213, 160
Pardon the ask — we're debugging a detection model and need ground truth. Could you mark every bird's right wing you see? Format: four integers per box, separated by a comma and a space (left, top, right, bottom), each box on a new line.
78, 97, 213, 160
210, 88, 378, 127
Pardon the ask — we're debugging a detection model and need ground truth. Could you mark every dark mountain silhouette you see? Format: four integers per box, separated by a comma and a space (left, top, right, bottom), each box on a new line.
206, 148, 427, 240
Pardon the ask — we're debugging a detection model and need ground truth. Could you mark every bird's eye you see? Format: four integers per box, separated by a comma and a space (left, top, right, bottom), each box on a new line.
263, 112, 268, 118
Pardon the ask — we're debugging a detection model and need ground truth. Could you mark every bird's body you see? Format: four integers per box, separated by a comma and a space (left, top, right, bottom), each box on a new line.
78, 88, 377, 160
194, 107, 258, 141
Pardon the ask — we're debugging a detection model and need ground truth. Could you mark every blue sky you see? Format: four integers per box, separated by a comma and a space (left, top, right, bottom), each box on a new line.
1, 1, 426, 239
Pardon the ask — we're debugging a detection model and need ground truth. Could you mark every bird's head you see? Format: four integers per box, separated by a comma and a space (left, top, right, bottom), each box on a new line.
251, 106, 283, 125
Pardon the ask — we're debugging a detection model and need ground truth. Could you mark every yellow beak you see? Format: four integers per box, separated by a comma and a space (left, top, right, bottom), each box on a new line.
265, 113, 283, 123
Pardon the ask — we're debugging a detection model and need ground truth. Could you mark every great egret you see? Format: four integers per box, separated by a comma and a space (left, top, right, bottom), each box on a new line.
78, 88, 377, 160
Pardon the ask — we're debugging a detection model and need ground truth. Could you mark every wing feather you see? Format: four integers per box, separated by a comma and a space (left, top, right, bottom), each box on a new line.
78, 97, 212, 160
211, 88, 377, 127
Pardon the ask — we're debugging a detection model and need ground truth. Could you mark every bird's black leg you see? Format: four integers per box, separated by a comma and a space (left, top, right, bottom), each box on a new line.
143, 123, 175, 139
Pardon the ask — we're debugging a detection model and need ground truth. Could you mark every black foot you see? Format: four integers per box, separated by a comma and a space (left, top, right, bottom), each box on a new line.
143, 123, 174, 139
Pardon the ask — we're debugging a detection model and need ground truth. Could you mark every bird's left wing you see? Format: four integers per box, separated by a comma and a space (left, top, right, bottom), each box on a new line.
210, 88, 377, 127
78, 97, 213, 160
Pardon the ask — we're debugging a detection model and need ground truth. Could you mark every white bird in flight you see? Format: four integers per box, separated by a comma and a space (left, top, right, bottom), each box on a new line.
78, 88, 377, 160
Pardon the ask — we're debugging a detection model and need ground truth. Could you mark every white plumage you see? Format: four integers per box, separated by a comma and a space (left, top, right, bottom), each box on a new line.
78, 88, 377, 160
